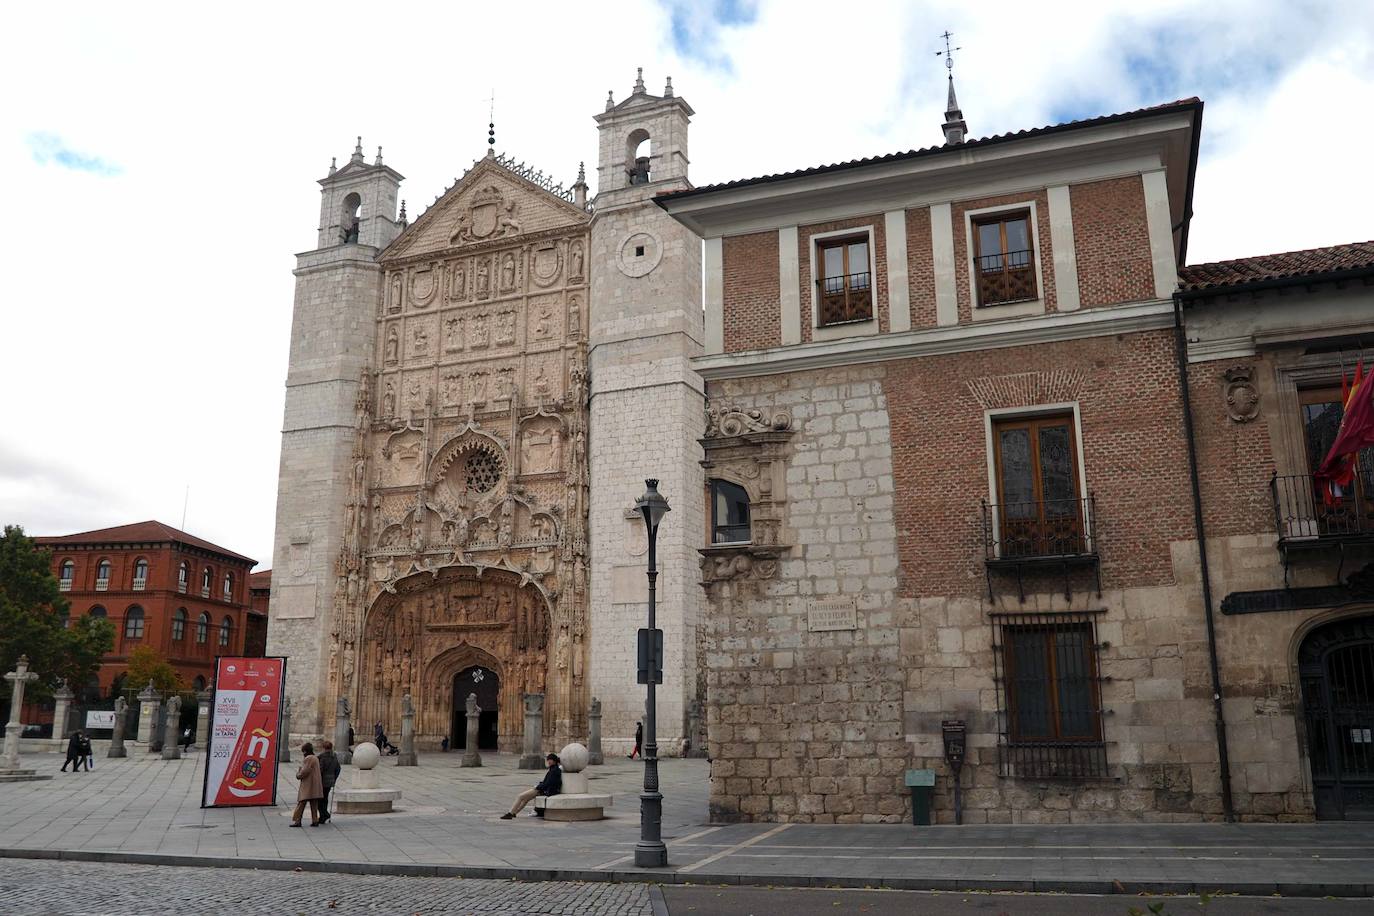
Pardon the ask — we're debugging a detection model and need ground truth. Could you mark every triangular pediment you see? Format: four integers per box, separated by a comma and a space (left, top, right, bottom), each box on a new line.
382, 155, 588, 262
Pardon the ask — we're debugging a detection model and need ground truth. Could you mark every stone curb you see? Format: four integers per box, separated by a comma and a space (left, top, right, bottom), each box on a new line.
1, 848, 1369, 898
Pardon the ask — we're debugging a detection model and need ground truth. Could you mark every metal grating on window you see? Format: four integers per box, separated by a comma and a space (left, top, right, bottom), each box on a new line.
991, 610, 1109, 779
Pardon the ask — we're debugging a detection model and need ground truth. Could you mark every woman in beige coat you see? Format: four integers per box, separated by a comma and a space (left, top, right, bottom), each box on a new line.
290, 743, 324, 827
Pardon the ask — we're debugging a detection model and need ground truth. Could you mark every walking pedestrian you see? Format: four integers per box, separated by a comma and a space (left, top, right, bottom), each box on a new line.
289, 742, 324, 827
317, 741, 341, 824
500, 752, 561, 819
60, 730, 84, 773
81, 731, 94, 771
628, 721, 643, 759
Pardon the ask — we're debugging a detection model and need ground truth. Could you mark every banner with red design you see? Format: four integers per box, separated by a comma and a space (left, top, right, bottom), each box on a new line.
201, 656, 287, 808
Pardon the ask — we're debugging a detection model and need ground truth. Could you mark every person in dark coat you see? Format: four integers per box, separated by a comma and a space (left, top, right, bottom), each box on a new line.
60, 731, 84, 773
628, 721, 643, 759
79, 732, 93, 770
500, 752, 561, 818
317, 741, 341, 823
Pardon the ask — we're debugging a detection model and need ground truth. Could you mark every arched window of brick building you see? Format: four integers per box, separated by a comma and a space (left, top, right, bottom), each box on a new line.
89, 606, 106, 620
193, 675, 206, 691
132, 559, 148, 590
219, 615, 233, 648
222, 572, 233, 602
196, 612, 210, 645
172, 608, 187, 641
177, 562, 189, 594
124, 606, 144, 640
59, 560, 74, 591
96, 560, 111, 591
201, 566, 212, 598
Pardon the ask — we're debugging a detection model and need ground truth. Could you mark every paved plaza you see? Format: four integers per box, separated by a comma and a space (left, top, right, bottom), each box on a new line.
2, 749, 1373, 899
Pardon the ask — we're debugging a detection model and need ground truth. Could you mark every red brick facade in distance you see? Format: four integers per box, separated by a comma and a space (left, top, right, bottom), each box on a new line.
36, 521, 263, 694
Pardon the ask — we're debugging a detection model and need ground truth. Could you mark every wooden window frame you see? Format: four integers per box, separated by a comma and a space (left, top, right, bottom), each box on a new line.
1002, 622, 1103, 745
709, 478, 752, 545
815, 233, 874, 327
172, 608, 187, 642
124, 606, 145, 640
991, 412, 1086, 558
972, 209, 1037, 307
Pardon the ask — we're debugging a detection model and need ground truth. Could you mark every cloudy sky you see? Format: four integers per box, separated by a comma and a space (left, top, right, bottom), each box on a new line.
3, 0, 1371, 569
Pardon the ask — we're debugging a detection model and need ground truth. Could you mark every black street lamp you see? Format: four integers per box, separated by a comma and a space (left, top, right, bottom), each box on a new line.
634, 478, 670, 868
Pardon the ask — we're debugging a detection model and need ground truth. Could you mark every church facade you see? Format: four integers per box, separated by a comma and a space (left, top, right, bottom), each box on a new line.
268, 75, 702, 755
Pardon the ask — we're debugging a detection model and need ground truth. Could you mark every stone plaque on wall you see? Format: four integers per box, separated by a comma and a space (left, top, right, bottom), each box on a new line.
273, 583, 318, 620
807, 597, 858, 632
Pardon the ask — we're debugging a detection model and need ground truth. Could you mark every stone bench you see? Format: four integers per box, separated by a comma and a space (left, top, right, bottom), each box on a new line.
533, 743, 610, 821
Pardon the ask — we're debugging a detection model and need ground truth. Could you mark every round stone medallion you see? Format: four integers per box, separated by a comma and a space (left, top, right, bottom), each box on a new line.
352, 741, 381, 770
616, 231, 663, 278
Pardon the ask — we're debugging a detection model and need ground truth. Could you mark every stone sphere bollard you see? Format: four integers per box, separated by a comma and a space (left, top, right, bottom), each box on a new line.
559, 742, 589, 773
352, 741, 381, 770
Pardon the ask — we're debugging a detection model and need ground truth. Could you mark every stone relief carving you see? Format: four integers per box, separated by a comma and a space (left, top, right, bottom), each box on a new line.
499, 251, 517, 292
567, 293, 582, 339
476, 259, 491, 299
444, 316, 463, 352
385, 326, 399, 365
450, 185, 523, 244
704, 404, 793, 438
410, 265, 437, 308
495, 310, 517, 346
470, 314, 490, 349
388, 272, 403, 313
411, 326, 430, 358
382, 382, 396, 417
521, 423, 561, 475
569, 241, 584, 282
449, 260, 468, 302
531, 242, 562, 288
1223, 365, 1260, 423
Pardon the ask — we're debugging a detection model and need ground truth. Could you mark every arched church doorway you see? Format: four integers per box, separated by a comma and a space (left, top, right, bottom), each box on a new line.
1299, 615, 1374, 820
453, 665, 500, 750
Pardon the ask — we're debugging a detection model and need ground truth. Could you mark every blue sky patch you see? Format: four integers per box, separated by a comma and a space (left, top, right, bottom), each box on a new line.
665, 0, 759, 69
28, 132, 122, 176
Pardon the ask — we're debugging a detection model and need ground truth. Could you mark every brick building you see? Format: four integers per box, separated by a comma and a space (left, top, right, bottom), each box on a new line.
36, 521, 264, 695
655, 84, 1374, 824
247, 569, 271, 657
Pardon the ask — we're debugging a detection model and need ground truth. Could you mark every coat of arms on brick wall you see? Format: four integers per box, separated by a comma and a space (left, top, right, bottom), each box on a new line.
1223, 366, 1260, 423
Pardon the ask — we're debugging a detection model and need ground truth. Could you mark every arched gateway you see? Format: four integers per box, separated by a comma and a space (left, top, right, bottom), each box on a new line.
356, 567, 550, 750
1299, 614, 1374, 820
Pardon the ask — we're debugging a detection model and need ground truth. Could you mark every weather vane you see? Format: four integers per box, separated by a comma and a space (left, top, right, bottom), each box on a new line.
935, 30, 961, 76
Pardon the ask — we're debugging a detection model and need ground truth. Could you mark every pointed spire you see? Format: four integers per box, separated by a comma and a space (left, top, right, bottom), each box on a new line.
329, 156, 337, 175
375, 146, 384, 166
942, 74, 968, 145
487, 118, 495, 157
664, 76, 674, 98
351, 136, 365, 163
398, 200, 407, 226
572, 160, 588, 210
605, 90, 615, 111
633, 67, 646, 95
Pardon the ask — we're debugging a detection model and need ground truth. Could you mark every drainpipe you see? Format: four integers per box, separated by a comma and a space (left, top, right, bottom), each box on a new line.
1172, 295, 1236, 822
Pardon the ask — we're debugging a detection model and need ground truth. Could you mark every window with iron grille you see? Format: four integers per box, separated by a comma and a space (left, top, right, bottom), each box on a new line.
816, 235, 873, 327
992, 612, 1108, 778
973, 211, 1036, 307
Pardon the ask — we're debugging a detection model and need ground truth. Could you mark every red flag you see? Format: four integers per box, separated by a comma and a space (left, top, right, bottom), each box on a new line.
1315, 361, 1374, 506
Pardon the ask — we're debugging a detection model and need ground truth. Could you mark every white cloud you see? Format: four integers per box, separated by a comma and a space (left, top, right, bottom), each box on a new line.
2, 0, 1370, 566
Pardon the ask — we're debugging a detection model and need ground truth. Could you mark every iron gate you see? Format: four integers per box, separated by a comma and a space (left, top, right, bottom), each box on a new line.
1300, 616, 1374, 820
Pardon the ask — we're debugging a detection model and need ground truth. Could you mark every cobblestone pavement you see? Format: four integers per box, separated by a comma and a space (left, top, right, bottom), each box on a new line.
0, 859, 652, 915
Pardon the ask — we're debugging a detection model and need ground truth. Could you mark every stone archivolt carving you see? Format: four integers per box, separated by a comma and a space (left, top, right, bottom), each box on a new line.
1223, 365, 1260, 423
699, 402, 796, 589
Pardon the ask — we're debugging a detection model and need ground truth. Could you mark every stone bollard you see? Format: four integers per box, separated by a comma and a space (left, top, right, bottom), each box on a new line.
194, 687, 212, 751
587, 696, 604, 765
277, 697, 292, 763
136, 682, 162, 748
518, 693, 544, 769
396, 694, 417, 766
461, 693, 482, 768
334, 742, 401, 814
107, 696, 128, 758
51, 681, 74, 743
161, 696, 182, 760
333, 696, 352, 765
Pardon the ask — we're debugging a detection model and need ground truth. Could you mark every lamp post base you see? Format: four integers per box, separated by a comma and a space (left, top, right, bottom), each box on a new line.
634, 842, 668, 868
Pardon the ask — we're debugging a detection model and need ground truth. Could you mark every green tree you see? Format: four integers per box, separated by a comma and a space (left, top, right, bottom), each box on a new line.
0, 525, 114, 700
125, 645, 184, 697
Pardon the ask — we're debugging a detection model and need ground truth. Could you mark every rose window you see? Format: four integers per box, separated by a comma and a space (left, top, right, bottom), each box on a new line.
465, 448, 502, 494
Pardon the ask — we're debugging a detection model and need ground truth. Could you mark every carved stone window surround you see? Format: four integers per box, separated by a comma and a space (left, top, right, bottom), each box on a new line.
1267, 349, 1374, 479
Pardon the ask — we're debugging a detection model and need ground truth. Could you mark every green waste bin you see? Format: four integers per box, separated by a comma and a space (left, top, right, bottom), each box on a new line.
905, 768, 935, 826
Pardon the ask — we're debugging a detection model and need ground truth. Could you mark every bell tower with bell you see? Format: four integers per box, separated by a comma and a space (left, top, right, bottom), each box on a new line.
587, 70, 705, 755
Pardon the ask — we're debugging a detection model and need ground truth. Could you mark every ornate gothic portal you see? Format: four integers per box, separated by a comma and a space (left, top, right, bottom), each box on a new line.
323, 155, 592, 751
358, 567, 547, 749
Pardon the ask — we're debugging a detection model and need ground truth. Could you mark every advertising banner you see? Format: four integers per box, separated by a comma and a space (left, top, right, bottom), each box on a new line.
201, 656, 287, 808
85, 710, 116, 729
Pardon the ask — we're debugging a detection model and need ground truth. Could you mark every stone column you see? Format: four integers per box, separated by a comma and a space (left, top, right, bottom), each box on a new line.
135, 682, 161, 746
194, 687, 212, 751
161, 696, 182, 760
333, 696, 352, 765
396, 693, 417, 766
461, 693, 481, 768
685, 698, 707, 758
51, 681, 74, 742
587, 696, 604, 765
108, 696, 128, 758
2, 655, 40, 771
277, 697, 292, 763
518, 692, 544, 769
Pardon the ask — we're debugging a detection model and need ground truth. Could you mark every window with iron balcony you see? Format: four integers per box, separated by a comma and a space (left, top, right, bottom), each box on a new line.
132, 559, 148, 591
59, 560, 74, 591
974, 211, 1037, 307
816, 235, 873, 327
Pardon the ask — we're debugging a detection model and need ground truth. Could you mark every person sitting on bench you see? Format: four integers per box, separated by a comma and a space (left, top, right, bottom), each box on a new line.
500, 752, 561, 819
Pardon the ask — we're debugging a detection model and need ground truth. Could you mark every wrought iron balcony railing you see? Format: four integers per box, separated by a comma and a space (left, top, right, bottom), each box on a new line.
1271, 473, 1374, 584
817, 271, 873, 326
976, 249, 1036, 306
981, 495, 1100, 601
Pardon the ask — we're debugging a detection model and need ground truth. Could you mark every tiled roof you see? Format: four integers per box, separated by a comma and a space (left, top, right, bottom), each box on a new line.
657, 98, 1202, 203
36, 521, 256, 565
1178, 241, 1374, 293
249, 569, 272, 591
